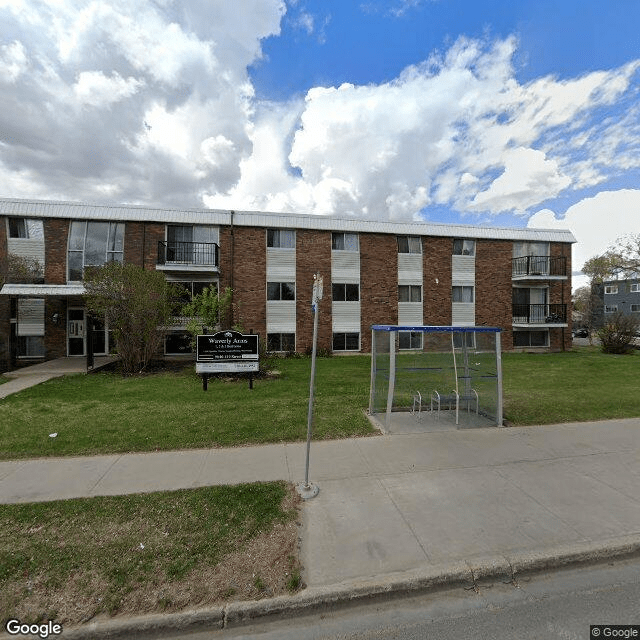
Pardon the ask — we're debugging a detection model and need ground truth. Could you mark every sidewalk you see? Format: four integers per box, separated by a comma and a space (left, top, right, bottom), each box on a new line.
0, 356, 116, 399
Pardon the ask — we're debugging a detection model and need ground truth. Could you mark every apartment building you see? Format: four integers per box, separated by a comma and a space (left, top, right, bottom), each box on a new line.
600, 278, 640, 320
0, 198, 575, 371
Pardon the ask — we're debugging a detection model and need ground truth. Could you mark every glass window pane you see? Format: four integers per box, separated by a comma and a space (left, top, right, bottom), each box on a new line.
281, 282, 295, 300
281, 333, 295, 351
26, 219, 44, 240
530, 331, 547, 346
344, 233, 358, 251
398, 285, 409, 302
332, 333, 345, 350
398, 332, 410, 349
267, 229, 277, 247
108, 223, 124, 253
9, 218, 27, 238
345, 284, 359, 301
267, 282, 280, 300
332, 283, 345, 301
279, 230, 295, 248
69, 221, 86, 251
345, 333, 359, 350
68, 252, 83, 281
267, 333, 280, 350
408, 237, 421, 253
84, 222, 110, 266
410, 286, 422, 302
331, 233, 344, 250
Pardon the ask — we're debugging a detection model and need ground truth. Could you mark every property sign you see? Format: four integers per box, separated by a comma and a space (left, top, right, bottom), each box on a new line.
196, 330, 259, 373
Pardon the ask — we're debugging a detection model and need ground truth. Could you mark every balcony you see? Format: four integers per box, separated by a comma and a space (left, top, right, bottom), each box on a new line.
512, 303, 568, 326
512, 255, 567, 279
157, 241, 219, 271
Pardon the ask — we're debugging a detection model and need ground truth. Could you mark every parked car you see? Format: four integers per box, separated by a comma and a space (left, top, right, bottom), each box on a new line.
573, 328, 589, 338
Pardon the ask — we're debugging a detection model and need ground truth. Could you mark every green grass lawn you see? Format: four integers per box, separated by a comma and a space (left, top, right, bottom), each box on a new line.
1, 347, 639, 460
0, 482, 301, 626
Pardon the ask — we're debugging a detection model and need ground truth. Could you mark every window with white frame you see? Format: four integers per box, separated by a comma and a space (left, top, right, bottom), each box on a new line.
630, 283, 640, 293
267, 229, 295, 248
453, 239, 475, 256
332, 283, 359, 301
397, 236, 422, 254
452, 285, 474, 303
604, 285, 618, 294
267, 333, 295, 352
331, 232, 359, 251
399, 331, 422, 350
68, 221, 124, 281
604, 305, 618, 313
333, 332, 360, 351
267, 282, 296, 301
8, 218, 44, 239
398, 285, 422, 302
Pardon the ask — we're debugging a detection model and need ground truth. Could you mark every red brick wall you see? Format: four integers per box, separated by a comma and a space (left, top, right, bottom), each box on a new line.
475, 240, 513, 349
227, 227, 266, 338
423, 237, 452, 325
360, 233, 398, 352
44, 219, 70, 284
141, 223, 164, 271
296, 230, 332, 352
45, 298, 67, 359
124, 222, 145, 267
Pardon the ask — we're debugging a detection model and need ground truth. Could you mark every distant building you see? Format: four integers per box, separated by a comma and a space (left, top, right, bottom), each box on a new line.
0, 198, 575, 371
599, 277, 640, 322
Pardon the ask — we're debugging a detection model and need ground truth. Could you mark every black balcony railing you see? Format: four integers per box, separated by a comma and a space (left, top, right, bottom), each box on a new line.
157, 241, 219, 267
512, 303, 567, 324
512, 255, 567, 277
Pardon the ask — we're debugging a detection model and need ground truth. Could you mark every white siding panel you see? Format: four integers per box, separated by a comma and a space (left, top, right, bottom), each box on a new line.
398, 302, 423, 325
332, 251, 360, 281
398, 254, 422, 282
267, 248, 296, 279
7, 238, 45, 265
332, 302, 361, 332
452, 302, 475, 326
17, 298, 45, 336
266, 301, 296, 332
452, 255, 475, 278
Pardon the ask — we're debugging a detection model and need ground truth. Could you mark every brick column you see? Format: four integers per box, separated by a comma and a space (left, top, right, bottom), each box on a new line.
423, 237, 452, 325
475, 240, 513, 349
44, 219, 70, 284
360, 233, 398, 352
296, 230, 332, 353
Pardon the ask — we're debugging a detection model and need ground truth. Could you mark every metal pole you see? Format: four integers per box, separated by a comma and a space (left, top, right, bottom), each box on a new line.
297, 274, 322, 500
496, 331, 503, 426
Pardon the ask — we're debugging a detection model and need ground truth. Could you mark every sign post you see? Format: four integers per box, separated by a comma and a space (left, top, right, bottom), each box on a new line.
297, 273, 322, 500
196, 330, 259, 389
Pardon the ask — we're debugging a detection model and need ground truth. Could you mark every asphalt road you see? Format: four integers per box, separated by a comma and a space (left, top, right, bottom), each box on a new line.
158, 556, 640, 640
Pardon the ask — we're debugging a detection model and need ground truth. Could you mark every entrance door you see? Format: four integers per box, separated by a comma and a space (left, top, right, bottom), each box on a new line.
68, 308, 85, 356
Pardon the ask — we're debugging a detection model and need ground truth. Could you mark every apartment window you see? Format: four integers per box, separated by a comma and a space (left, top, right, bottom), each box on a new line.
332, 283, 359, 301
513, 330, 548, 347
172, 281, 216, 304
333, 332, 360, 351
267, 333, 295, 352
8, 218, 44, 239
267, 229, 295, 248
630, 283, 640, 293
267, 282, 295, 301
452, 286, 474, 303
453, 239, 475, 256
399, 331, 422, 350
631, 304, 640, 312
604, 285, 618, 295
68, 221, 124, 281
397, 236, 422, 254
604, 305, 618, 313
17, 336, 45, 357
398, 285, 422, 302
332, 232, 359, 251
453, 332, 476, 348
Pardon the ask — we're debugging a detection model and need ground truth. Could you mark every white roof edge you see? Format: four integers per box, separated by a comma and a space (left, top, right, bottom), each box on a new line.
0, 197, 576, 243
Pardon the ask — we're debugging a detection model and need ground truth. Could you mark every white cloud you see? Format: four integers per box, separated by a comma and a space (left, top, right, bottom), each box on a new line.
528, 189, 640, 289
0, 40, 28, 83
73, 70, 143, 107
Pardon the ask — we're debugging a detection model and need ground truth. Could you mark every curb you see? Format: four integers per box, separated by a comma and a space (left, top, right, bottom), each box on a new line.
45, 535, 640, 640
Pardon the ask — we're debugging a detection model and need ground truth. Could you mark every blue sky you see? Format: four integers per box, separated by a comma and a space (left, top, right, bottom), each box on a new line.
1, 0, 640, 284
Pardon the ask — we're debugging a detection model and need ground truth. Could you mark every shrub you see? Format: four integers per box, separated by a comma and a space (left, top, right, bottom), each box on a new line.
597, 311, 639, 354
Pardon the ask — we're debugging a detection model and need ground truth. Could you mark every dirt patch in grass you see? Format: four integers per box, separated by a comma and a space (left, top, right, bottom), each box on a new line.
0, 483, 303, 628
